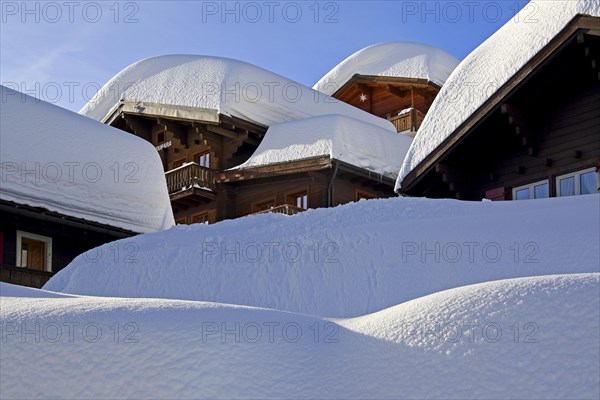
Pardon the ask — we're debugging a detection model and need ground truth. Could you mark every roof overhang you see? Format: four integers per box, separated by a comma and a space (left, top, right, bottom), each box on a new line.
332, 74, 441, 98
399, 14, 600, 194
217, 156, 396, 187
0, 200, 135, 238
102, 101, 220, 126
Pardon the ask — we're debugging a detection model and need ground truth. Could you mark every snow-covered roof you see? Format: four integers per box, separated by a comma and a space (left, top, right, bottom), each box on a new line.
0, 85, 175, 233
80, 55, 396, 132
234, 114, 413, 178
313, 42, 460, 96
396, 1, 600, 190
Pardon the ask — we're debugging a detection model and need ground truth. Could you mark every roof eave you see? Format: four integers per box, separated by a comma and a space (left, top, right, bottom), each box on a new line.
399, 14, 599, 194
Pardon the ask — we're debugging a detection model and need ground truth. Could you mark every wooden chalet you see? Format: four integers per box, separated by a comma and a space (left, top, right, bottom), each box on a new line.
328, 75, 440, 134
81, 55, 410, 224
398, 14, 600, 201
314, 42, 460, 134
0, 85, 174, 288
107, 110, 268, 224
0, 201, 134, 288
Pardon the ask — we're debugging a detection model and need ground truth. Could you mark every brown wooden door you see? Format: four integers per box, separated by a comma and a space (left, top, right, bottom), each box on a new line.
21, 238, 46, 270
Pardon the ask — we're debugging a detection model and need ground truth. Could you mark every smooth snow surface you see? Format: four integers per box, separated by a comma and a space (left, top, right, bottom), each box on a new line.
0, 86, 174, 233
79, 55, 395, 132
313, 42, 460, 96
3, 273, 599, 399
44, 194, 600, 318
235, 114, 413, 177
396, 1, 600, 189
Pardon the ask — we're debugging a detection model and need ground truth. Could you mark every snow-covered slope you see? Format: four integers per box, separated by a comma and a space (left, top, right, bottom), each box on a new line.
79, 55, 395, 132
313, 42, 460, 96
234, 114, 413, 177
44, 194, 600, 317
396, 0, 600, 189
0, 86, 174, 233
3, 273, 599, 399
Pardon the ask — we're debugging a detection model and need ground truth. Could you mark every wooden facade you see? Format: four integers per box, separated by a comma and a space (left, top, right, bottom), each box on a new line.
0, 200, 133, 288
216, 157, 395, 218
329, 75, 440, 133
105, 103, 398, 224
399, 15, 600, 200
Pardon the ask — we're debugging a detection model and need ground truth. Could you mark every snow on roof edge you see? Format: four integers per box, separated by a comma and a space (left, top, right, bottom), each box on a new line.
395, 2, 600, 191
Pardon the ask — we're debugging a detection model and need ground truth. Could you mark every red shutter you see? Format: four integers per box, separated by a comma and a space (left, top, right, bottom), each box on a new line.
485, 187, 508, 201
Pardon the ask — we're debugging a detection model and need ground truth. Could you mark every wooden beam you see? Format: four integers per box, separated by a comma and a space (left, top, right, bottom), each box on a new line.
206, 124, 239, 139
386, 85, 410, 98
122, 115, 152, 142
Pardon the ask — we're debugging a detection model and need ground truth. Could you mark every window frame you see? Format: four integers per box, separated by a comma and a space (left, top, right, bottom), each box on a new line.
287, 190, 309, 210
16, 230, 52, 271
556, 167, 596, 197
194, 150, 211, 169
512, 179, 549, 200
191, 211, 210, 225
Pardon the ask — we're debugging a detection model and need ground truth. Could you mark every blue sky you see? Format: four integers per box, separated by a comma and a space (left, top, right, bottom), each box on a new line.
1, 1, 529, 112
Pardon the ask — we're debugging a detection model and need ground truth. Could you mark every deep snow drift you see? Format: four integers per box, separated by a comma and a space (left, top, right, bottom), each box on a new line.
396, 1, 600, 188
0, 85, 174, 233
2, 273, 599, 399
79, 55, 395, 132
234, 114, 414, 177
314, 42, 460, 95
44, 194, 600, 318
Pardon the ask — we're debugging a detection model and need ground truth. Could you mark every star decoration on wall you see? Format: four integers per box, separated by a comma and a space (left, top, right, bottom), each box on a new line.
359, 93, 368, 102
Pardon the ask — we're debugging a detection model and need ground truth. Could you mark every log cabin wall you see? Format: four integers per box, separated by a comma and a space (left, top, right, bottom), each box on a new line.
230, 172, 330, 218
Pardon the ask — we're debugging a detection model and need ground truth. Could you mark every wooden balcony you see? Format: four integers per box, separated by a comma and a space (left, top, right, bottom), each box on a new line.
0, 264, 54, 289
252, 204, 305, 216
165, 162, 215, 195
389, 108, 425, 133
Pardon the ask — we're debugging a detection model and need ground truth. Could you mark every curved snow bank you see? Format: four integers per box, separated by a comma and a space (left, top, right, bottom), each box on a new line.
4, 274, 600, 399
0, 86, 174, 233
235, 114, 413, 177
80, 54, 395, 132
396, 1, 600, 189
44, 194, 600, 317
313, 42, 460, 96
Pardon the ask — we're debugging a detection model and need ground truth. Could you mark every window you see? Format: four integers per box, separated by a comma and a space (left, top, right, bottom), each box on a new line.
253, 198, 276, 213
175, 217, 187, 225
556, 168, 596, 197
196, 151, 211, 168
16, 231, 52, 271
355, 189, 378, 201
192, 212, 210, 225
288, 191, 308, 209
512, 180, 549, 200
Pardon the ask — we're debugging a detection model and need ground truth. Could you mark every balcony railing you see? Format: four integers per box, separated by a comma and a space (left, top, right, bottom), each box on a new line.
253, 204, 305, 216
165, 162, 215, 194
389, 109, 425, 133
0, 264, 54, 289
389, 111, 414, 132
